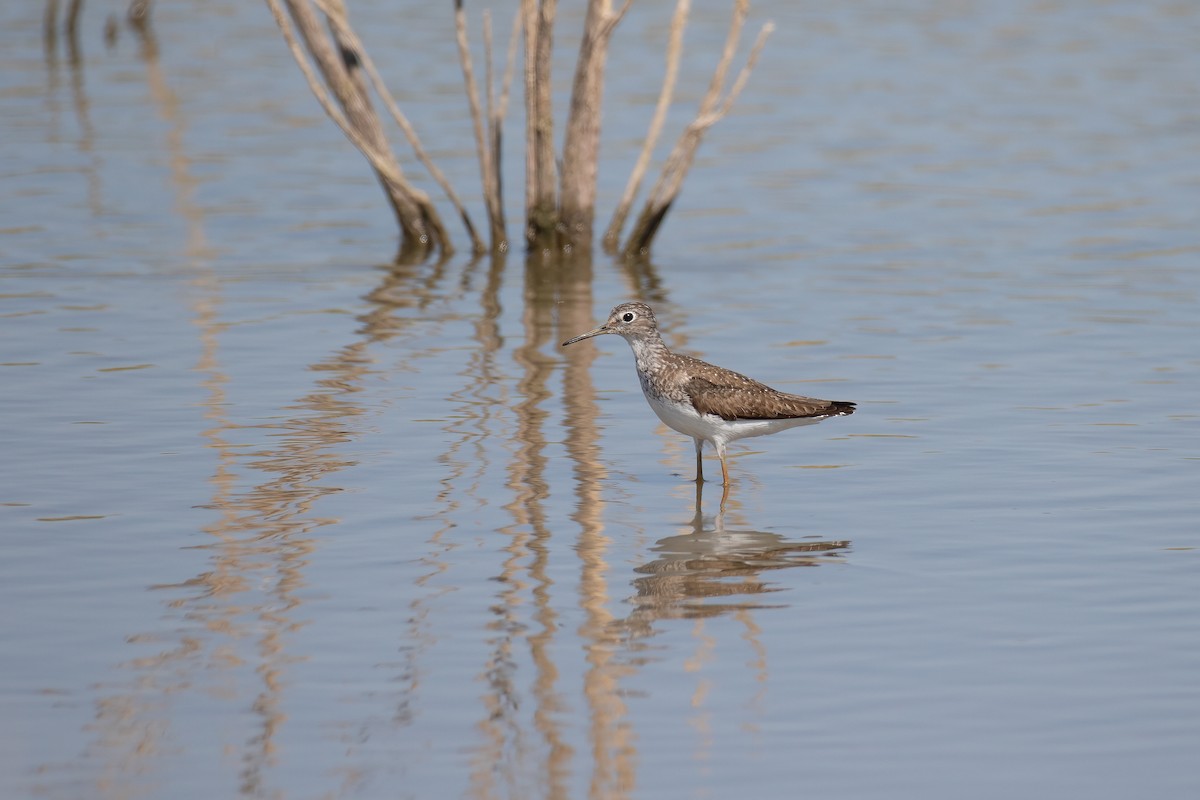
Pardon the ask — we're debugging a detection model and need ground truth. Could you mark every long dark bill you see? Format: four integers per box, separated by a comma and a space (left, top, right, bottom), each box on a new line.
561, 326, 610, 347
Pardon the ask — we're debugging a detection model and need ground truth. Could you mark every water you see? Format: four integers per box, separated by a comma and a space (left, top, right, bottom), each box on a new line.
2, 1, 1198, 798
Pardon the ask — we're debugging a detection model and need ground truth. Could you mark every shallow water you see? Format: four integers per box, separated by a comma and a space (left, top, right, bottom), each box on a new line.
2, 1, 1198, 798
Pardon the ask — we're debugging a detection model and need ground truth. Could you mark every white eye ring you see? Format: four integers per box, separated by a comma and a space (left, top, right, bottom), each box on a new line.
622, 312, 635, 323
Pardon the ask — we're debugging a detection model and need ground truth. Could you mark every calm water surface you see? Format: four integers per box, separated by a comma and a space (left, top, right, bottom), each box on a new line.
2, 1, 1198, 798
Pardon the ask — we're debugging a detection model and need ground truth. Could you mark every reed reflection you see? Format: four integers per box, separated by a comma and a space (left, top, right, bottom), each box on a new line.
73, 13, 260, 796
555, 252, 636, 800
114, 260, 443, 798
465, 247, 574, 799
467, 250, 634, 800
76, 13, 433, 794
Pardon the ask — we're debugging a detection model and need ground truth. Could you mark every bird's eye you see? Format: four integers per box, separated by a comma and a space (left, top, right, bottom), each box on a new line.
622, 312, 635, 323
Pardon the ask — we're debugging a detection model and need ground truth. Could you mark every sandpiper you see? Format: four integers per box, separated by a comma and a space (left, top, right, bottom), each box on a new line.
562, 302, 855, 486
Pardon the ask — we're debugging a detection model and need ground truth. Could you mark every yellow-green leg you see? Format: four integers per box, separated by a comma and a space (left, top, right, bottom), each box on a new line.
715, 441, 731, 486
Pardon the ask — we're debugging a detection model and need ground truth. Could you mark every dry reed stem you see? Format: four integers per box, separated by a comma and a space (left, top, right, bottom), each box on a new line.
559, 0, 634, 245
268, 0, 450, 259
482, 10, 507, 247
454, 1, 495, 254
623, 1, 772, 256
266, 0, 392, 179
498, 7, 521, 123
483, 11, 496, 126
290, 0, 427, 236
699, 0, 748, 115
315, 0, 476, 253
523, 0, 558, 244
700, 21, 773, 126
603, 0, 690, 251
485, 9, 523, 252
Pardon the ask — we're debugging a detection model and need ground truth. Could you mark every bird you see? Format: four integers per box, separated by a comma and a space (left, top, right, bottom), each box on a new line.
561, 302, 855, 486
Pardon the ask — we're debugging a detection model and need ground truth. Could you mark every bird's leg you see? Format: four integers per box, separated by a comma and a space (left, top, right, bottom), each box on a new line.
693, 438, 704, 483
715, 441, 730, 487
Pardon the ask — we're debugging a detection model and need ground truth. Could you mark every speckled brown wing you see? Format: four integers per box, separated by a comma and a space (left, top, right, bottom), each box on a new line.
684, 375, 856, 421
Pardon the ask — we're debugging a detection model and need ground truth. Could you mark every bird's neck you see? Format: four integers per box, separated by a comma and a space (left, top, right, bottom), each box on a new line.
628, 333, 669, 373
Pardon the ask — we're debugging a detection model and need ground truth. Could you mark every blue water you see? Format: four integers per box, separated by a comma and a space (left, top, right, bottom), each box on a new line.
2, 1, 1198, 798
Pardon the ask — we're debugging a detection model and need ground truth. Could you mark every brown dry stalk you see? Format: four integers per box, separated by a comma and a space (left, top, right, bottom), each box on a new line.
623, 1, 773, 256
497, 7, 521, 123
603, 0, 690, 251
705, 21, 773, 124
559, 0, 633, 246
286, 0, 428, 243
481, 10, 505, 246
266, 0, 391, 178
266, 0, 768, 260
454, 1, 496, 253
523, 0, 558, 244
483, 11, 496, 130
486, 9, 523, 252
267, 0, 450, 259
316, 0, 480, 253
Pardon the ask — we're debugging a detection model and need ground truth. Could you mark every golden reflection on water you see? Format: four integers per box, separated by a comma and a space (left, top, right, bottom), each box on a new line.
78, 250, 850, 800
20, 2, 1199, 795
76, 15, 380, 796
466, 252, 638, 800
60, 22, 850, 795
77, 16, 232, 798
556, 254, 637, 800
467, 250, 568, 799
452, 251, 850, 798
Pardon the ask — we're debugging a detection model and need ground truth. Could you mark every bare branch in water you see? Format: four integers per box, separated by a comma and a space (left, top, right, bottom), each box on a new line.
315, 0, 480, 253
266, 0, 452, 261
559, 0, 634, 251
604, 0, 690, 252
260, 0, 769, 261
624, 1, 773, 257
522, 0, 558, 247
454, 1, 499, 253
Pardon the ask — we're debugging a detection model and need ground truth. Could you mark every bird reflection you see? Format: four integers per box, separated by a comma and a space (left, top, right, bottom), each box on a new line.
623, 482, 850, 628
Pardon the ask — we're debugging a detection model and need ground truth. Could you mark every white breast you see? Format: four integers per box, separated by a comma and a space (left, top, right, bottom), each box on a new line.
644, 391, 720, 441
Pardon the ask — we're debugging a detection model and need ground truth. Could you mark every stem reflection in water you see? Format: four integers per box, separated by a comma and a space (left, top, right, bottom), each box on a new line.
66, 24, 847, 789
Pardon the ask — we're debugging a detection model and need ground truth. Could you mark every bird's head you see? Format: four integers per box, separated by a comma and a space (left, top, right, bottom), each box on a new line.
561, 302, 659, 347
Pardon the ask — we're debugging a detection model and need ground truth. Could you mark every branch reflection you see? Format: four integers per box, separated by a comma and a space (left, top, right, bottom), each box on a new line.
556, 252, 636, 800
466, 248, 575, 799
79, 13, 444, 791
467, 250, 635, 799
